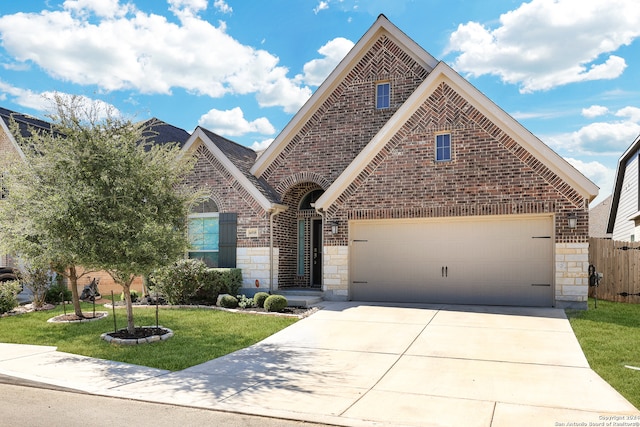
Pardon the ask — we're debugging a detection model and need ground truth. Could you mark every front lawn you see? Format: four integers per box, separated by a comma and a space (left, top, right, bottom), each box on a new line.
566, 299, 640, 409
0, 302, 297, 371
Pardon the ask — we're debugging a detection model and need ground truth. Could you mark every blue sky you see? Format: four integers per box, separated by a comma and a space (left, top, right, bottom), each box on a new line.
1, 0, 639, 205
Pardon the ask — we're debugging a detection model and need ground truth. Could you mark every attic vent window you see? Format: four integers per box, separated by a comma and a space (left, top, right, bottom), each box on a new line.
436, 133, 451, 162
376, 82, 390, 109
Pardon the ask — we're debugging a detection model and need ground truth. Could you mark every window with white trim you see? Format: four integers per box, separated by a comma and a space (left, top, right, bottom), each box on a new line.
188, 199, 219, 267
436, 133, 451, 162
376, 82, 390, 109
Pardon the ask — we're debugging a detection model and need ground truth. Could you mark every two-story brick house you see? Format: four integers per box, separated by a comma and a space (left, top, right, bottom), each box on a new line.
183, 15, 598, 309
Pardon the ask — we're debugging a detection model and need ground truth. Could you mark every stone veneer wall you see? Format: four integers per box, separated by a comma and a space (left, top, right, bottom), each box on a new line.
323, 245, 349, 300
237, 247, 278, 294
555, 242, 589, 309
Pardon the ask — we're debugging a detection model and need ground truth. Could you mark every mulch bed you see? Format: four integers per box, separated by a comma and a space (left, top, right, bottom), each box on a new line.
48, 311, 108, 323
105, 300, 318, 318
107, 327, 170, 339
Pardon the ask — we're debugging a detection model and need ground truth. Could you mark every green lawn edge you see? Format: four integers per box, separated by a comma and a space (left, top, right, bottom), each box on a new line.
0, 302, 297, 371
566, 298, 640, 409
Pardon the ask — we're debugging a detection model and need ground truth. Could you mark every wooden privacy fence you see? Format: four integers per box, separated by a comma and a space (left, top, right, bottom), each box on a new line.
588, 237, 640, 303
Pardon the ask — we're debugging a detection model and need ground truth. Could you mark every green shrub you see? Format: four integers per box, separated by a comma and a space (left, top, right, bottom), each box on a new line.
219, 294, 238, 308
199, 268, 243, 303
45, 280, 72, 304
254, 292, 269, 308
237, 295, 254, 309
0, 280, 21, 314
20, 267, 50, 308
149, 259, 207, 305
264, 295, 287, 313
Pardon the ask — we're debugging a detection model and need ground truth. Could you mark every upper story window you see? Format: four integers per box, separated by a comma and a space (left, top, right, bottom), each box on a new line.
376, 82, 390, 109
436, 133, 452, 162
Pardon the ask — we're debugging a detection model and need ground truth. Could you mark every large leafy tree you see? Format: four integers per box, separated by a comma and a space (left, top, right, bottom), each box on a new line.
0, 95, 201, 332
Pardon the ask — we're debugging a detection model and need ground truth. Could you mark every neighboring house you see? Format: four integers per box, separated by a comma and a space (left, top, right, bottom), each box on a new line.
607, 134, 640, 241
589, 195, 612, 239
0, 107, 56, 269
0, 107, 191, 294
183, 15, 598, 309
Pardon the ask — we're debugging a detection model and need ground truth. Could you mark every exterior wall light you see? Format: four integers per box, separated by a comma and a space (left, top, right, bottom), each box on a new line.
568, 213, 578, 229
329, 221, 339, 235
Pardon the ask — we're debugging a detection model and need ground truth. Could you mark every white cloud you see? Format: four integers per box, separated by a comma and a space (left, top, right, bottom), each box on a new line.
0, 81, 51, 112
298, 37, 354, 86
582, 105, 609, 118
213, 0, 232, 14
251, 138, 274, 152
616, 106, 640, 122
0, 81, 120, 120
168, 0, 208, 15
0, 2, 311, 114
198, 107, 276, 137
63, 0, 131, 18
313, 1, 329, 14
565, 157, 614, 198
545, 106, 640, 155
446, 0, 640, 92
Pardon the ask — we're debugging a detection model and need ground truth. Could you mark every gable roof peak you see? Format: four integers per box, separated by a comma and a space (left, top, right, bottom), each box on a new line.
250, 15, 439, 178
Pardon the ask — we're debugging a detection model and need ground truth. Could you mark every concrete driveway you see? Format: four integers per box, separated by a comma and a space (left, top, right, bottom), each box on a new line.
1, 302, 638, 426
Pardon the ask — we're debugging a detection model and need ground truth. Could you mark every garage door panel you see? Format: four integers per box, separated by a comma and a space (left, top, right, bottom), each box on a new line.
350, 215, 553, 307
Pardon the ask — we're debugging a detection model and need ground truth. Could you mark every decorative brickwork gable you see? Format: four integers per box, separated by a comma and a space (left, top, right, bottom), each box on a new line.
188, 144, 270, 247
261, 34, 429, 193
326, 82, 590, 244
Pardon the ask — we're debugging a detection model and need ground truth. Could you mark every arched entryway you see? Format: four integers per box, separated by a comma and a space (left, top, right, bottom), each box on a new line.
277, 183, 324, 289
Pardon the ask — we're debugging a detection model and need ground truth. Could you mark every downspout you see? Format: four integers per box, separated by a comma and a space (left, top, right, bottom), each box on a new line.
269, 209, 275, 294
315, 207, 326, 291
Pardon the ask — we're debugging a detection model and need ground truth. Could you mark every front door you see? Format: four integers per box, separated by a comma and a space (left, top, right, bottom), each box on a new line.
311, 219, 322, 287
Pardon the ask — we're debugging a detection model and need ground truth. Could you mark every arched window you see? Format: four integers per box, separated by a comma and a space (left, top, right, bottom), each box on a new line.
299, 189, 324, 210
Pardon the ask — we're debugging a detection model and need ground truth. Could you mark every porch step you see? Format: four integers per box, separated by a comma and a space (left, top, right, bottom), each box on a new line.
274, 290, 323, 308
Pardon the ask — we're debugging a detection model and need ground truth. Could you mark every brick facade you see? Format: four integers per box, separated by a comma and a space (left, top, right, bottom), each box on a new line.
262, 34, 431, 289
188, 18, 594, 307
189, 144, 271, 248
331, 82, 589, 244
262, 35, 428, 190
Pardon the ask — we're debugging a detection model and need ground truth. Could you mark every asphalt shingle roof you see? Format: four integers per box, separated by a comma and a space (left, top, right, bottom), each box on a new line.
140, 118, 190, 149
200, 127, 281, 204
0, 107, 62, 139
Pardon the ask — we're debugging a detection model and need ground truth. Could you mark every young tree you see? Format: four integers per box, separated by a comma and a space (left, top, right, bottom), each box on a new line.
0, 95, 202, 331
0, 103, 96, 317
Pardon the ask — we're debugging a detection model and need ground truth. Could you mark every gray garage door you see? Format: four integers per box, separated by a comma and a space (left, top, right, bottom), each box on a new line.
350, 215, 554, 307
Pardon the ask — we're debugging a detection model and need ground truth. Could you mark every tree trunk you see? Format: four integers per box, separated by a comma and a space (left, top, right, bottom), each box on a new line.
67, 266, 84, 318
122, 281, 135, 335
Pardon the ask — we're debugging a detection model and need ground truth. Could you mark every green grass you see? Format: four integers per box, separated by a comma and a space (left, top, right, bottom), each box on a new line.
0, 302, 297, 371
566, 299, 640, 409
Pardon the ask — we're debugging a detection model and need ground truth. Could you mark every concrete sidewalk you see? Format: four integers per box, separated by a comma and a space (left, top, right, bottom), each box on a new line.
1, 302, 638, 426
